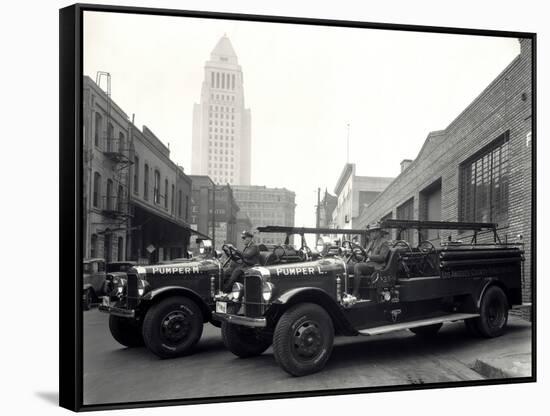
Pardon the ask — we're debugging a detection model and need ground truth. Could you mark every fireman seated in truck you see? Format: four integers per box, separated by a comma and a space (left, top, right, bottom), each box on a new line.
348, 228, 391, 300
222, 230, 260, 292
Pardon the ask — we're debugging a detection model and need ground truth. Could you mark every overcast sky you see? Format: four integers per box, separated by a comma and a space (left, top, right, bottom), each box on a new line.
83, 11, 519, 229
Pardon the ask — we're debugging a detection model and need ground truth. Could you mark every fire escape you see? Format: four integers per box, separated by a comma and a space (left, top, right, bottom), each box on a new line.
96, 71, 133, 229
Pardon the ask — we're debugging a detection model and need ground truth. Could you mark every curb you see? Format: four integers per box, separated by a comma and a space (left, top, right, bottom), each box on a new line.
473, 354, 532, 379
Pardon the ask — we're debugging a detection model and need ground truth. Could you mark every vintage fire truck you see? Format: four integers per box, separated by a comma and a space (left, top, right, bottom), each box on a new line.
214, 220, 524, 376
98, 233, 318, 358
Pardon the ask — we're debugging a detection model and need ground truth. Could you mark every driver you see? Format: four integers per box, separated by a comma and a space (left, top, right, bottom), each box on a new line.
223, 230, 260, 292
349, 228, 390, 300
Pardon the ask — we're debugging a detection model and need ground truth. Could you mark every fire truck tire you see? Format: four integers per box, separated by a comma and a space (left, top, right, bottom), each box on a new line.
142, 296, 203, 358
475, 285, 509, 337
409, 323, 442, 337
109, 315, 144, 347
221, 322, 271, 358
273, 303, 334, 376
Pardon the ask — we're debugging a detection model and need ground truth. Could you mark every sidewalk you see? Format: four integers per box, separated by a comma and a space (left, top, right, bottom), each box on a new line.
450, 316, 532, 379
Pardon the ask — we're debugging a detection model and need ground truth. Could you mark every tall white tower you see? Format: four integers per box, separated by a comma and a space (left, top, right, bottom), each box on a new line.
191, 35, 251, 186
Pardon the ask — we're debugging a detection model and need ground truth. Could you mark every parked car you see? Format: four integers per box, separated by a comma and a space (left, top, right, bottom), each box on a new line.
214, 220, 524, 376
83, 258, 108, 310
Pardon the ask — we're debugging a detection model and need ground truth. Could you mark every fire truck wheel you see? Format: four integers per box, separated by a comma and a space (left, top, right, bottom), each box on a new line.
142, 296, 203, 358
273, 303, 334, 377
476, 285, 509, 337
109, 315, 144, 347
409, 323, 442, 337
221, 323, 271, 358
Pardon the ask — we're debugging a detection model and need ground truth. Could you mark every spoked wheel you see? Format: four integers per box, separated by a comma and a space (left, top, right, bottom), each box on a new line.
83, 288, 94, 311
142, 296, 204, 358
273, 303, 334, 377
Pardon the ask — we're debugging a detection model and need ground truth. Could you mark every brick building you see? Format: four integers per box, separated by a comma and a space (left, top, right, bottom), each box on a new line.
83, 75, 194, 264
232, 185, 296, 246
189, 175, 240, 250
356, 38, 533, 310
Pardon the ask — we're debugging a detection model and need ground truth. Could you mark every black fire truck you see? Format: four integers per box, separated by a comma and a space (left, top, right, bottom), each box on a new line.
214, 220, 524, 376
98, 232, 318, 359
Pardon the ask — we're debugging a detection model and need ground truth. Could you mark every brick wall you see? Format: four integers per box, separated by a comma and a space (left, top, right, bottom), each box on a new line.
357, 38, 533, 318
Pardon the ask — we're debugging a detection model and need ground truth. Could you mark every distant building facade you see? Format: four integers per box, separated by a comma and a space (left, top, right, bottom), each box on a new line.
318, 190, 338, 228
83, 75, 193, 264
331, 163, 394, 230
189, 175, 239, 250
357, 39, 532, 314
191, 35, 251, 186
232, 186, 296, 246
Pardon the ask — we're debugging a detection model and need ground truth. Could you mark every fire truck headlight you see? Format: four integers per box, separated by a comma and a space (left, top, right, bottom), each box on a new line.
262, 282, 275, 302
231, 282, 244, 301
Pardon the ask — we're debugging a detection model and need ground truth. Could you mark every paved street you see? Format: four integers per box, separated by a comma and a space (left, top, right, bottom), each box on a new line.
83, 309, 531, 405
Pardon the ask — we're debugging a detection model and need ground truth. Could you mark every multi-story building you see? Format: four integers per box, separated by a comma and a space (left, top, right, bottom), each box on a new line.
191, 35, 252, 186
318, 189, 338, 228
189, 175, 239, 250
83, 75, 194, 264
356, 38, 533, 316
232, 186, 296, 246
331, 163, 394, 230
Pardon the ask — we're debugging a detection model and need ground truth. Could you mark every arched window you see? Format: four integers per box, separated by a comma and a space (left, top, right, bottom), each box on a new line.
107, 123, 114, 151
171, 184, 175, 214
164, 178, 168, 208
117, 237, 124, 261
106, 179, 113, 210
133, 156, 139, 194
118, 132, 125, 153
94, 113, 102, 147
104, 233, 112, 263
144, 164, 149, 200
93, 172, 101, 208
90, 234, 98, 258
153, 170, 161, 204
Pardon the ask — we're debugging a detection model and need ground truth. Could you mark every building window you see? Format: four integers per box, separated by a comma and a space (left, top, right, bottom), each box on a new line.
222, 72, 225, 89
118, 132, 125, 153
144, 164, 149, 200
216, 72, 220, 88
153, 170, 161, 204
106, 179, 113, 210
94, 112, 102, 147
164, 178, 168, 208
211, 71, 214, 86
133, 156, 139, 194
117, 184, 124, 211
232, 74, 235, 90
178, 190, 182, 218
459, 132, 509, 224
93, 172, 101, 208
185, 195, 189, 220
171, 184, 175, 213
90, 234, 98, 258
107, 122, 114, 151
396, 198, 415, 243
117, 237, 124, 261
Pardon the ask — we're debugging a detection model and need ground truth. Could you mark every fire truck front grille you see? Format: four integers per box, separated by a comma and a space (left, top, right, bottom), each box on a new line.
244, 275, 263, 318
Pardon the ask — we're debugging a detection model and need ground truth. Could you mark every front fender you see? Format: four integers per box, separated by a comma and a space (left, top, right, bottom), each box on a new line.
141, 286, 213, 321
272, 287, 356, 336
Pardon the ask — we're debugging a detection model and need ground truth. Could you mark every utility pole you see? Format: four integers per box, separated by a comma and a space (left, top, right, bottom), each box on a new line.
211, 184, 216, 248
316, 187, 321, 242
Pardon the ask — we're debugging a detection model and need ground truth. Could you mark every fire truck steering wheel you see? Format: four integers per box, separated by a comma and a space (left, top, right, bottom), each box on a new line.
392, 240, 413, 252
222, 244, 244, 263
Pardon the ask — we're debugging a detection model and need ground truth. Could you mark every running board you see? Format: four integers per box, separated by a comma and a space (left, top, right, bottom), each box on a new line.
358, 313, 480, 336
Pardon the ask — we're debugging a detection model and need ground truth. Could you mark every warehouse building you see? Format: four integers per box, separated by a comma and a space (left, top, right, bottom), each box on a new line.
356, 38, 533, 311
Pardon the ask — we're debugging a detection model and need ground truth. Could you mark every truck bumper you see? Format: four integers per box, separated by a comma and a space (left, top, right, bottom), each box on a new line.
213, 312, 266, 328
98, 297, 135, 318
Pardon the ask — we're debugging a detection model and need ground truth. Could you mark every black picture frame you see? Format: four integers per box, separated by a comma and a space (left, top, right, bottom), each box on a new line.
59, 3, 536, 412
